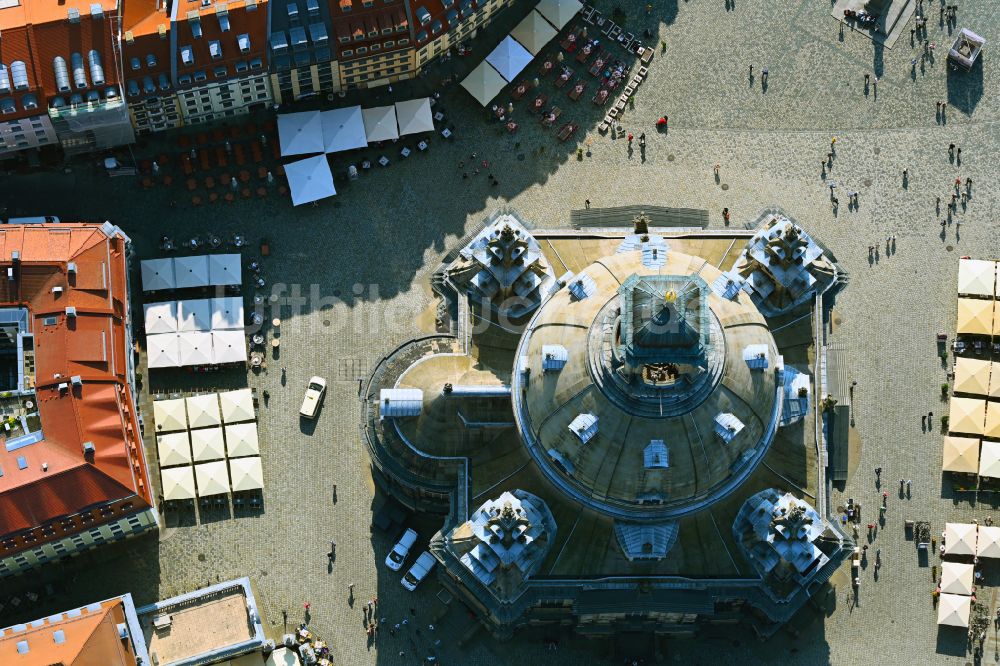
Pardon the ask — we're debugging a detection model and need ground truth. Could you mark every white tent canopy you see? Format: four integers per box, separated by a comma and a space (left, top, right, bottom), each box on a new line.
208, 254, 242, 286
178, 331, 214, 366
938, 593, 971, 627
225, 422, 260, 457
141, 258, 176, 291
157, 431, 192, 467
229, 456, 264, 491
177, 298, 212, 332
147, 334, 181, 369
278, 110, 324, 157
978, 525, 1000, 558
211, 296, 244, 331
944, 522, 978, 556
191, 426, 226, 462
187, 393, 221, 428
153, 397, 187, 432
220, 388, 255, 423
535, 0, 582, 30
395, 98, 434, 136
144, 301, 178, 335
958, 258, 996, 296
510, 10, 558, 55
940, 561, 975, 595
486, 36, 533, 82
161, 466, 197, 501
321, 106, 367, 154
461, 60, 508, 106
195, 460, 231, 497
212, 330, 248, 364
980, 439, 1000, 477
174, 255, 211, 289
285, 155, 337, 206
362, 105, 399, 142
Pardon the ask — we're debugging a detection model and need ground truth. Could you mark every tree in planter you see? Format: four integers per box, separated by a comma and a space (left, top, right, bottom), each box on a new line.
942, 383, 950, 396
941, 415, 950, 431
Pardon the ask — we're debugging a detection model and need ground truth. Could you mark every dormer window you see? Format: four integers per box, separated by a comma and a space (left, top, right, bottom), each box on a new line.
181, 46, 194, 66
219, 14, 231, 32
146, 54, 157, 68
238, 33, 251, 53
209, 40, 222, 59
130, 57, 141, 70
191, 20, 202, 39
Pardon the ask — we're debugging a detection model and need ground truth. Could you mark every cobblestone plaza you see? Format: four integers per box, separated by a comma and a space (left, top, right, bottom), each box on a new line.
2, 0, 1000, 664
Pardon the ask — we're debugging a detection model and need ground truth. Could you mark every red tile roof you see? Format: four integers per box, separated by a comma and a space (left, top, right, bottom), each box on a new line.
0, 224, 151, 549
171, 0, 269, 88
122, 0, 174, 97
0, 597, 139, 666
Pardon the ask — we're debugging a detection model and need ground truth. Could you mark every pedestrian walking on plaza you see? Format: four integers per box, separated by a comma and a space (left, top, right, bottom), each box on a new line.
949, 143, 955, 156
957, 147, 962, 160
875, 466, 882, 481
922, 414, 927, 428
762, 67, 768, 82
749, 63, 753, 77
929, 411, 933, 421
865, 73, 870, 86
585, 198, 591, 209
722, 208, 730, 225
907, 479, 912, 494
882, 491, 888, 505
330, 541, 337, 558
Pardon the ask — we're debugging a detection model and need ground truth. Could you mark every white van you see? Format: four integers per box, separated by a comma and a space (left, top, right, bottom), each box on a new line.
401, 551, 436, 591
385, 528, 418, 571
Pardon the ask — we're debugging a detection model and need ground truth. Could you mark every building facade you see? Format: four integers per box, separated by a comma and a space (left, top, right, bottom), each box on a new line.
0, 223, 158, 579
0, 0, 134, 158
122, 0, 184, 134
331, 0, 413, 90
168, 0, 272, 125
411, 0, 516, 74
268, 0, 340, 104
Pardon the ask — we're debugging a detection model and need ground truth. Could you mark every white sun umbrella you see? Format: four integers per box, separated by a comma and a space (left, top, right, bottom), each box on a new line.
977, 525, 1000, 558
194, 460, 230, 497
395, 98, 434, 136
211, 296, 245, 330
485, 36, 533, 82
362, 105, 399, 143
147, 333, 181, 369
191, 426, 226, 462
944, 522, 978, 556
510, 10, 558, 55
153, 397, 187, 432
938, 593, 971, 627
979, 439, 1000, 477
958, 258, 996, 297
461, 60, 507, 106
157, 431, 192, 467
321, 106, 367, 154
957, 298, 993, 336
229, 456, 264, 492
953, 357, 992, 396
285, 155, 336, 206
277, 110, 324, 157
161, 466, 196, 501
186, 393, 221, 428
176, 298, 212, 331
940, 561, 975, 595
208, 254, 242, 286
535, 0, 582, 30
225, 422, 260, 457
211, 330, 247, 364
141, 258, 176, 291
144, 301, 178, 335
942, 436, 980, 473
950, 397, 986, 436
219, 388, 255, 423
177, 331, 214, 366
174, 255, 211, 289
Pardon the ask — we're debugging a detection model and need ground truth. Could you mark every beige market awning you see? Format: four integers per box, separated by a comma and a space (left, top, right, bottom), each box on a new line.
978, 525, 1000, 558
460, 60, 508, 107
980, 439, 1000, 477
186, 393, 221, 428
957, 297, 993, 336
161, 466, 196, 501
942, 436, 979, 473
989, 362, 1000, 398
157, 431, 192, 467
958, 258, 996, 297
987, 404, 1000, 439
944, 522, 978, 556
938, 593, 971, 627
954, 357, 992, 396
941, 561, 975, 595
195, 460, 230, 497
950, 397, 986, 436
219, 388, 255, 424
153, 398, 187, 432
191, 427, 226, 462
535, 0, 582, 30
510, 9, 558, 55
229, 456, 264, 492
225, 422, 260, 458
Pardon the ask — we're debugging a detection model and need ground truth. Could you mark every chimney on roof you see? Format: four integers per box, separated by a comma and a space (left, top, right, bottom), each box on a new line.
90, 3, 104, 19
124, 30, 135, 44
65, 306, 77, 317
68, 7, 81, 23
158, 24, 168, 39
41, 462, 48, 472
11, 250, 19, 263
82, 441, 96, 458
52, 286, 63, 295
71, 375, 82, 386
67, 261, 77, 274
6, 268, 13, 282
58, 382, 68, 392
